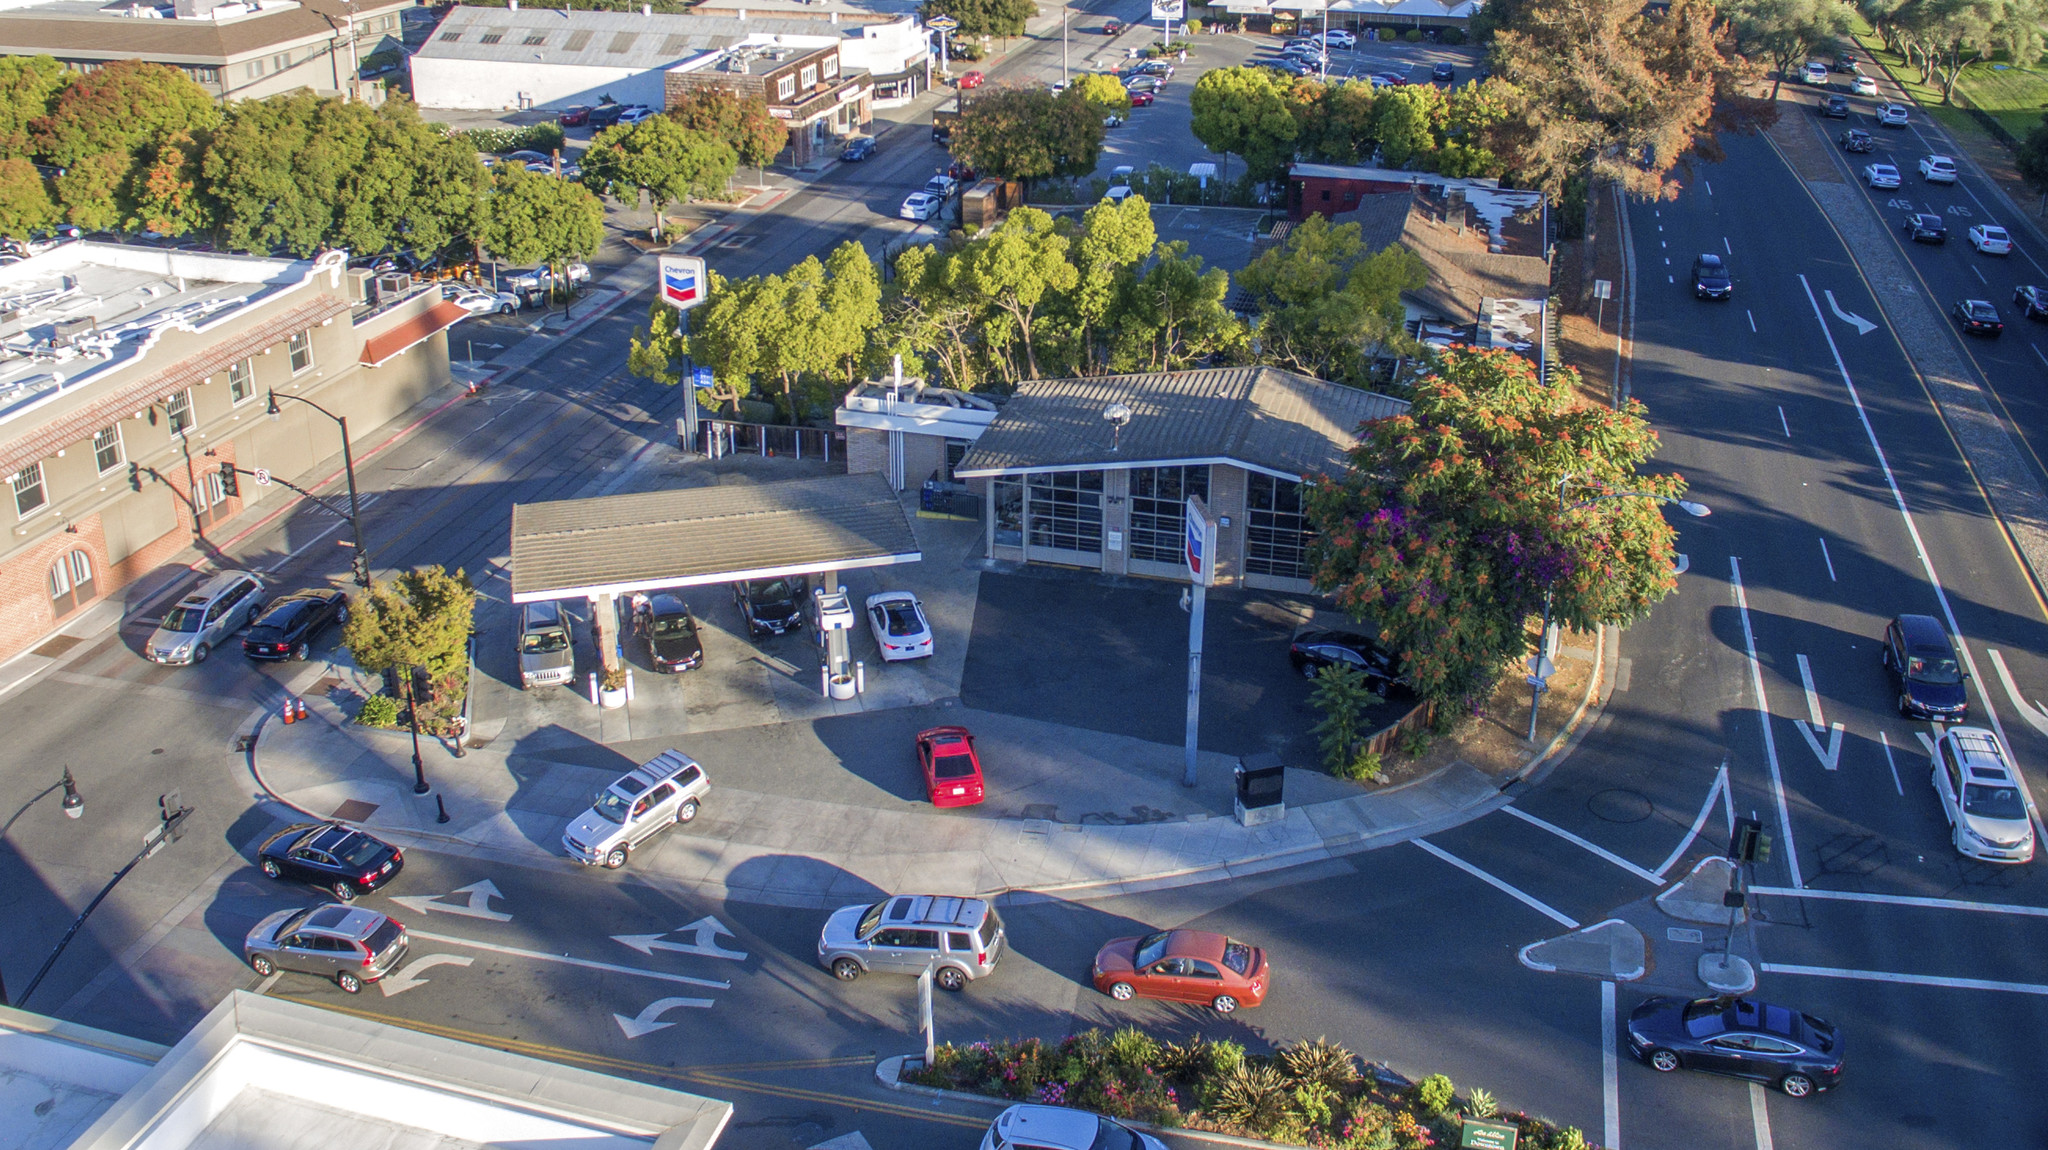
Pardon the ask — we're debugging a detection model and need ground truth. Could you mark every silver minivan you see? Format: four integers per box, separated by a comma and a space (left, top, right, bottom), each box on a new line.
562, 749, 711, 869
817, 894, 1005, 990
519, 600, 575, 688
145, 570, 264, 665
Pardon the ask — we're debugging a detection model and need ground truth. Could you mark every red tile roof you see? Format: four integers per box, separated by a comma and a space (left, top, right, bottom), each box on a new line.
360, 300, 468, 367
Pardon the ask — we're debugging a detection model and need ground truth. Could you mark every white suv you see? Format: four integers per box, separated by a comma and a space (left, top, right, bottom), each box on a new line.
982, 1107, 1167, 1150
563, 750, 711, 869
1932, 727, 2035, 864
1919, 154, 1958, 183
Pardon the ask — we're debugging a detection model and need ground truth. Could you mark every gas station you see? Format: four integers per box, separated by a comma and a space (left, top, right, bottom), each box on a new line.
507, 472, 922, 701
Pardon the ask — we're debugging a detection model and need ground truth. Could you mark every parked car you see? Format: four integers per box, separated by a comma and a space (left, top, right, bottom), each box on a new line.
901, 190, 944, 220
445, 283, 521, 316
866, 592, 933, 660
1288, 629, 1402, 691
957, 69, 985, 89
1101, 18, 1124, 33
981, 1107, 1167, 1150
733, 577, 806, 637
1876, 102, 1910, 126
1954, 298, 2004, 335
1920, 154, 1958, 183
1371, 71, 1409, 86
1627, 996, 1843, 1097
922, 174, 961, 200
2016, 284, 2048, 318
587, 103, 628, 127
1433, 62, 1457, 83
562, 749, 711, 869
1839, 128, 1873, 153
1881, 613, 1967, 720
500, 149, 550, 166
1315, 28, 1357, 49
1930, 726, 2035, 863
1970, 223, 2013, 254
1134, 59, 1175, 77
244, 904, 408, 994
1103, 113, 1126, 129
242, 588, 349, 662
518, 600, 576, 689
1863, 162, 1900, 188
1822, 94, 1848, 118
639, 592, 703, 672
147, 571, 264, 665
257, 822, 403, 901
1691, 253, 1732, 300
1802, 61, 1829, 85
1273, 59, 1316, 77
558, 105, 592, 126
948, 160, 978, 182
1902, 213, 1947, 244
1854, 75, 1879, 96
817, 894, 1005, 989
1091, 929, 1269, 1013
616, 105, 656, 125
1125, 74, 1162, 92
841, 135, 877, 161
1128, 89, 1156, 107
917, 726, 985, 807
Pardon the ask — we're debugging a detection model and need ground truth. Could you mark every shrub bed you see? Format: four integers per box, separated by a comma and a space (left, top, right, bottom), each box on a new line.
903, 1029, 1592, 1150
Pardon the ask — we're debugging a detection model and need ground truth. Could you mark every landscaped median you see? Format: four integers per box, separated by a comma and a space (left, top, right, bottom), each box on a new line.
884, 1028, 1593, 1150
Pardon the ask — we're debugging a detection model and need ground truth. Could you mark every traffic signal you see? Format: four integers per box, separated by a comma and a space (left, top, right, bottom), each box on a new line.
218, 461, 238, 498
350, 553, 372, 588
1729, 817, 1772, 865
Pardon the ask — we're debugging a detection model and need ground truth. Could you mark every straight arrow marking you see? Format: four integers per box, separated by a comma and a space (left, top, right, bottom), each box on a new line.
615, 996, 714, 1038
390, 879, 512, 922
612, 916, 749, 961
1796, 654, 1826, 729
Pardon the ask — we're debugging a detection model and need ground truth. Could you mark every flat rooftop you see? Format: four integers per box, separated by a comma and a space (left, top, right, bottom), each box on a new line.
0, 1007, 163, 1150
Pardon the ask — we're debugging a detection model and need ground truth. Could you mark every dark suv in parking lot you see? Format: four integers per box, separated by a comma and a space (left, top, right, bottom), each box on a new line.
734, 577, 807, 637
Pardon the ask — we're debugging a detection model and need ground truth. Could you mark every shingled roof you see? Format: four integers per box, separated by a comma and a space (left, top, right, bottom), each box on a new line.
952, 366, 1407, 482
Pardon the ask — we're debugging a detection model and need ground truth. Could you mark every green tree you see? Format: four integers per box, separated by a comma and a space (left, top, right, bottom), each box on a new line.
582, 115, 738, 224
2017, 108, 2048, 196
32, 60, 219, 233
1311, 664, 1385, 779
0, 55, 67, 159
129, 129, 209, 236
1072, 193, 1157, 369
1894, 0, 2044, 103
1237, 215, 1424, 385
1070, 71, 1133, 118
950, 85, 1106, 181
1372, 86, 1438, 168
341, 566, 478, 684
1726, 0, 1856, 100
955, 206, 1078, 380
1305, 348, 1687, 704
819, 240, 884, 384
664, 87, 789, 168
886, 243, 987, 390
1189, 66, 1306, 183
477, 162, 606, 269
627, 267, 729, 399
0, 156, 55, 237
926, 0, 1037, 39
1105, 241, 1245, 373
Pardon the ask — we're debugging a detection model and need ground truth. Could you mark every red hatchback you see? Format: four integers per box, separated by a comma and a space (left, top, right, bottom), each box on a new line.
917, 726, 985, 807
1129, 89, 1156, 107
958, 70, 986, 89
1092, 929, 1268, 1013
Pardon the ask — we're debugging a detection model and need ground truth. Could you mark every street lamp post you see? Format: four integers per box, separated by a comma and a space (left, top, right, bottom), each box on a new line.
404, 666, 430, 795
269, 390, 370, 588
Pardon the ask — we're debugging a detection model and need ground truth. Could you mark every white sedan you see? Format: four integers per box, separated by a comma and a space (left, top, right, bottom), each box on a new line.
443, 285, 520, 316
1854, 75, 1879, 96
1970, 224, 2014, 255
900, 191, 944, 221
1920, 154, 1958, 183
866, 592, 933, 661
1863, 163, 1901, 189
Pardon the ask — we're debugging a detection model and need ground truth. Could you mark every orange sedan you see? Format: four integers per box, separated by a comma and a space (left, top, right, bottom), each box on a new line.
1092, 929, 1268, 1013
917, 725, 985, 807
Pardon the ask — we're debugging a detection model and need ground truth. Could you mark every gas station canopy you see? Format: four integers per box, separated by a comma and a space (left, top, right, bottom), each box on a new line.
509, 472, 922, 604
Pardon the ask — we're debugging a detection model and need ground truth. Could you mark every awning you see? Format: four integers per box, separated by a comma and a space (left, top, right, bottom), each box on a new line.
359, 299, 469, 367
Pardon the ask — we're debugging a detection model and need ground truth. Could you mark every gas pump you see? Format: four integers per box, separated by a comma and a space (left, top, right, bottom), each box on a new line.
813, 587, 858, 699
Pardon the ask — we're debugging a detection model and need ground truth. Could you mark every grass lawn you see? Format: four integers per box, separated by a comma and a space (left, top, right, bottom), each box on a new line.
1849, 23, 2048, 141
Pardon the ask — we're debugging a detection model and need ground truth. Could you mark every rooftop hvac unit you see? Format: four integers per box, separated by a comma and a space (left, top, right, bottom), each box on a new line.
53, 316, 97, 347
374, 273, 413, 300
345, 267, 375, 303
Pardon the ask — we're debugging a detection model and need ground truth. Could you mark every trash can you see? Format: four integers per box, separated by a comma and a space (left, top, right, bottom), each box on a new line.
1234, 752, 1285, 827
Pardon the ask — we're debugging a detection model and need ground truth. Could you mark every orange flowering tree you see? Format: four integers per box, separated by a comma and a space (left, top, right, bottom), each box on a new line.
1305, 348, 1687, 705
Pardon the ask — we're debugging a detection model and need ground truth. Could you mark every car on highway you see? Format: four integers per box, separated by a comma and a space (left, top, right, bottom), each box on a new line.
841, 135, 877, 161
638, 593, 703, 672
242, 588, 349, 662
1691, 253, 1732, 299
957, 70, 985, 89
2016, 284, 2048, 318
1854, 75, 1879, 95
1128, 89, 1156, 106
1953, 298, 2004, 335
1626, 996, 1843, 1097
1289, 629, 1403, 691
1315, 29, 1357, 49
1931, 726, 2036, 863
818, 894, 1005, 988
901, 190, 944, 220
256, 822, 403, 901
733, 577, 806, 637
1091, 929, 1269, 1013
444, 284, 521, 316
1920, 154, 1958, 182
1433, 62, 1457, 83
917, 725, 985, 807
1969, 223, 2013, 254
1882, 613, 1968, 720
866, 591, 933, 660
1834, 52, 1859, 72
563, 749, 710, 869
1862, 162, 1900, 188
244, 903, 409, 995
1839, 128, 1873, 153
558, 105, 592, 126
147, 570, 264, 666
1876, 102, 1910, 126
981, 1106, 1168, 1150
519, 600, 575, 688
1902, 213, 1947, 244
1803, 61, 1829, 84
1822, 94, 1848, 118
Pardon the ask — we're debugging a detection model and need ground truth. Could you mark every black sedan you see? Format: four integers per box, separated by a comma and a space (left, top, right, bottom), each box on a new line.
1838, 128, 1873, 153
242, 588, 349, 661
641, 593, 704, 672
1882, 613, 1968, 720
257, 822, 403, 901
734, 577, 806, 637
1626, 996, 1843, 1098
2016, 284, 2048, 318
1954, 298, 2004, 336
1902, 213, 1946, 243
1288, 629, 1403, 691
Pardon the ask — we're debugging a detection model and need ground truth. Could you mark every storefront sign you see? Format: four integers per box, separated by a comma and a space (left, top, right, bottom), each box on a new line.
1150, 0, 1184, 19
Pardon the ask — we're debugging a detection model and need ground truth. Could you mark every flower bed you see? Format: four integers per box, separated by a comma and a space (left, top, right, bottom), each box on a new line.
903, 1029, 1593, 1150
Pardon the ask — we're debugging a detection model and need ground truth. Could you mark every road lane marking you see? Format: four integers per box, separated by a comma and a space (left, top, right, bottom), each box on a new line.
2032, 343, 2048, 369
1818, 538, 1837, 581
1724, 236, 1732, 254
1750, 1082, 1776, 1150
1503, 805, 1661, 883
408, 929, 731, 989
1824, 289, 1877, 334
1412, 839, 1579, 928
1602, 981, 1621, 1150
391, 879, 513, 922
1987, 649, 2048, 737
1655, 763, 1733, 878
615, 995, 715, 1037
380, 954, 473, 997
1972, 265, 1987, 284
1879, 731, 1904, 795
1750, 885, 2048, 917
1797, 655, 1826, 727
1761, 962, 2048, 995
1731, 557, 1805, 887
1776, 405, 1788, 435
1705, 179, 1713, 196
1797, 274, 2047, 842
1750, 310, 1759, 333
613, 916, 750, 961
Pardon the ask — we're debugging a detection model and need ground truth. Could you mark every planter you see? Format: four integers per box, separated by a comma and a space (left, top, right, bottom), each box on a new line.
599, 686, 628, 709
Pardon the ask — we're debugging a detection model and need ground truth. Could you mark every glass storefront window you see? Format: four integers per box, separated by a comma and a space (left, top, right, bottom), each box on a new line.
1246, 472, 1312, 579
1129, 465, 1209, 564
994, 479, 1023, 547
1026, 471, 1103, 554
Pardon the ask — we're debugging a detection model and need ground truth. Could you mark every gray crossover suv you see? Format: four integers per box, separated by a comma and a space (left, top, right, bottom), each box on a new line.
244, 903, 409, 994
817, 894, 1005, 990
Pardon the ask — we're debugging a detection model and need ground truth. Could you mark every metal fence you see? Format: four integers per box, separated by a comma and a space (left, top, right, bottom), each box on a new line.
699, 419, 844, 464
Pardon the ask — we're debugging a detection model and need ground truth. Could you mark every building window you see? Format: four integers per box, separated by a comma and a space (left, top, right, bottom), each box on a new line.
12, 463, 45, 518
1246, 472, 1313, 580
993, 479, 1022, 548
564, 29, 592, 51
800, 64, 817, 89
273, 53, 291, 72
823, 56, 838, 79
93, 426, 124, 474
188, 65, 220, 84
1026, 470, 1103, 555
944, 439, 969, 481
777, 75, 796, 101
1128, 465, 1209, 565
523, 32, 547, 45
165, 390, 195, 436
49, 550, 94, 616
438, 30, 462, 41
288, 330, 314, 374
228, 358, 256, 404
247, 60, 265, 79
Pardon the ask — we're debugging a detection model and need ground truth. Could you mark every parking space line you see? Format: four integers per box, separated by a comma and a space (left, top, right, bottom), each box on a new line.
1749, 1082, 1776, 1150
1412, 839, 1579, 928
1761, 961, 2048, 995
409, 928, 732, 988
1602, 981, 1621, 1150
1502, 805, 1661, 883
1750, 885, 2048, 918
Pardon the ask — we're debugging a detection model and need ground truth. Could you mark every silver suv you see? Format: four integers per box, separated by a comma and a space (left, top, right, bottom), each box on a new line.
243, 903, 408, 994
146, 570, 264, 665
519, 600, 575, 688
817, 894, 1005, 990
563, 750, 710, 869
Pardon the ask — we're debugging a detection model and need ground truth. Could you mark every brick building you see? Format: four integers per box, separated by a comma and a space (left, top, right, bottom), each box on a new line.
0, 243, 463, 662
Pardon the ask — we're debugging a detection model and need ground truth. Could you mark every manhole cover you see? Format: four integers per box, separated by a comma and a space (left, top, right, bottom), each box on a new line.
332, 799, 379, 823
1587, 789, 1654, 823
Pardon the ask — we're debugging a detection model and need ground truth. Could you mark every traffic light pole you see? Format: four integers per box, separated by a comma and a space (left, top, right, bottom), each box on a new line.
13, 795, 192, 1008
219, 462, 368, 587
266, 391, 371, 588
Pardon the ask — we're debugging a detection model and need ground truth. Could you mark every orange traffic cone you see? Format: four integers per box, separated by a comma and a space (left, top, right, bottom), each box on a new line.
281, 699, 296, 725
295, 699, 308, 722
